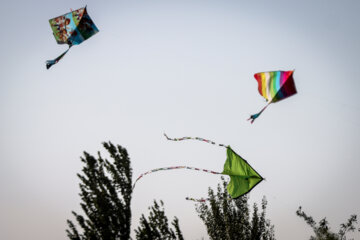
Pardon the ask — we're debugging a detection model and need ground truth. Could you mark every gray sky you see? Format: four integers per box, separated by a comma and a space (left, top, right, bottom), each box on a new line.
0, 0, 359, 239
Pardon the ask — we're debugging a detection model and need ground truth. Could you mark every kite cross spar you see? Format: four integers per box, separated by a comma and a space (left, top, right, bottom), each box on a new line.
248, 70, 297, 123
132, 134, 264, 202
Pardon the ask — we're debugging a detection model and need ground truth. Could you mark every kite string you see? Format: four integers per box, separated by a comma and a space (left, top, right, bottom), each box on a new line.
164, 133, 228, 148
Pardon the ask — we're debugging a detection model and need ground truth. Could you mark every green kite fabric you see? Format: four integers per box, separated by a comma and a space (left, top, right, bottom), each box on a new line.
222, 147, 263, 198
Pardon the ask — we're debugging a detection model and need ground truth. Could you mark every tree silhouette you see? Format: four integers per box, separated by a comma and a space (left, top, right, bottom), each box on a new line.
66, 142, 132, 240
196, 177, 275, 240
135, 200, 184, 240
296, 206, 359, 240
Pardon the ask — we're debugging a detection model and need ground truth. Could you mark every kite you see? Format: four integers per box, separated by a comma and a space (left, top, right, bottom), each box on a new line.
248, 70, 297, 123
46, 6, 99, 69
132, 134, 263, 201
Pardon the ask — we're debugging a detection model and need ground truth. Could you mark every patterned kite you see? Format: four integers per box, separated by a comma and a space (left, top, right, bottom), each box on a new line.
46, 6, 99, 69
132, 134, 263, 202
248, 70, 297, 123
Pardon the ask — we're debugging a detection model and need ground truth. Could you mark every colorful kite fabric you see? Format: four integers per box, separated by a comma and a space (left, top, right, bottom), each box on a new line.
249, 70, 297, 123
46, 6, 99, 69
132, 134, 263, 201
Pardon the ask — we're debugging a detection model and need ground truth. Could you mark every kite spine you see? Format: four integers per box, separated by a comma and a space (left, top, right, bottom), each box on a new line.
164, 133, 228, 148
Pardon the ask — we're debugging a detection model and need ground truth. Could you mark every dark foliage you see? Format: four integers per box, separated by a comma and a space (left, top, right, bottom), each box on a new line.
66, 142, 132, 240
196, 177, 275, 240
135, 200, 184, 240
296, 206, 359, 240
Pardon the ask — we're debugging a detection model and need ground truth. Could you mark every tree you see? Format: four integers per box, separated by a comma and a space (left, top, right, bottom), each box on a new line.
296, 206, 359, 240
66, 142, 184, 240
196, 177, 275, 240
135, 200, 184, 240
66, 142, 133, 240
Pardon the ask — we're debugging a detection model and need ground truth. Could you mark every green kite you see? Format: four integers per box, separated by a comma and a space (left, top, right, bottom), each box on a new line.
223, 147, 263, 198
132, 134, 263, 202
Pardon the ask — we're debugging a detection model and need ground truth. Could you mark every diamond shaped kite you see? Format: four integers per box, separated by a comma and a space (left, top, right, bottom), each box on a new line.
46, 6, 99, 69
249, 70, 297, 123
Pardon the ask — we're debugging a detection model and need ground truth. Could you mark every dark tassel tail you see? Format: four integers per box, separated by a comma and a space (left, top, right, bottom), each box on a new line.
247, 113, 260, 124
46, 47, 70, 69
248, 103, 270, 124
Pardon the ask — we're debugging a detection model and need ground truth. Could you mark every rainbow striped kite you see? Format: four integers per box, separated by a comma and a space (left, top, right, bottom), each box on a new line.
248, 70, 297, 123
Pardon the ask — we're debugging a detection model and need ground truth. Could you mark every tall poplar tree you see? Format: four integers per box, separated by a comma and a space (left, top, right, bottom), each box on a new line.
135, 200, 184, 240
66, 142, 132, 240
196, 177, 275, 240
296, 207, 359, 240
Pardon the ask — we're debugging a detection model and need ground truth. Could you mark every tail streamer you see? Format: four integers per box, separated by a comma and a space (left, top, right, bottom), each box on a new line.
132, 166, 222, 190
247, 102, 271, 124
185, 196, 233, 202
185, 197, 209, 202
46, 46, 71, 69
164, 133, 228, 148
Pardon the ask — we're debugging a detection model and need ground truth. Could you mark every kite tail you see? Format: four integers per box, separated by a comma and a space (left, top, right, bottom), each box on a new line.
185, 197, 210, 202
46, 47, 71, 69
132, 166, 222, 190
247, 102, 271, 124
185, 196, 233, 202
164, 133, 228, 148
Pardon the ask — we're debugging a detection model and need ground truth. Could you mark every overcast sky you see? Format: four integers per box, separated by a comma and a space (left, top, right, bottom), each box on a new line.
0, 0, 359, 239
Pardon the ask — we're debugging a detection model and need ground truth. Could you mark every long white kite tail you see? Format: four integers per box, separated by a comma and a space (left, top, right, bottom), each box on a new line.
185, 196, 233, 202
185, 197, 210, 202
132, 166, 224, 202
163, 133, 228, 148
132, 166, 222, 190
132, 134, 229, 202
162, 133, 229, 202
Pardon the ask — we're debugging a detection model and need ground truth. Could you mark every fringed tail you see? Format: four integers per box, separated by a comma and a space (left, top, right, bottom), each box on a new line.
46, 47, 71, 69
185, 197, 209, 202
185, 196, 234, 202
132, 166, 222, 190
164, 133, 228, 148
